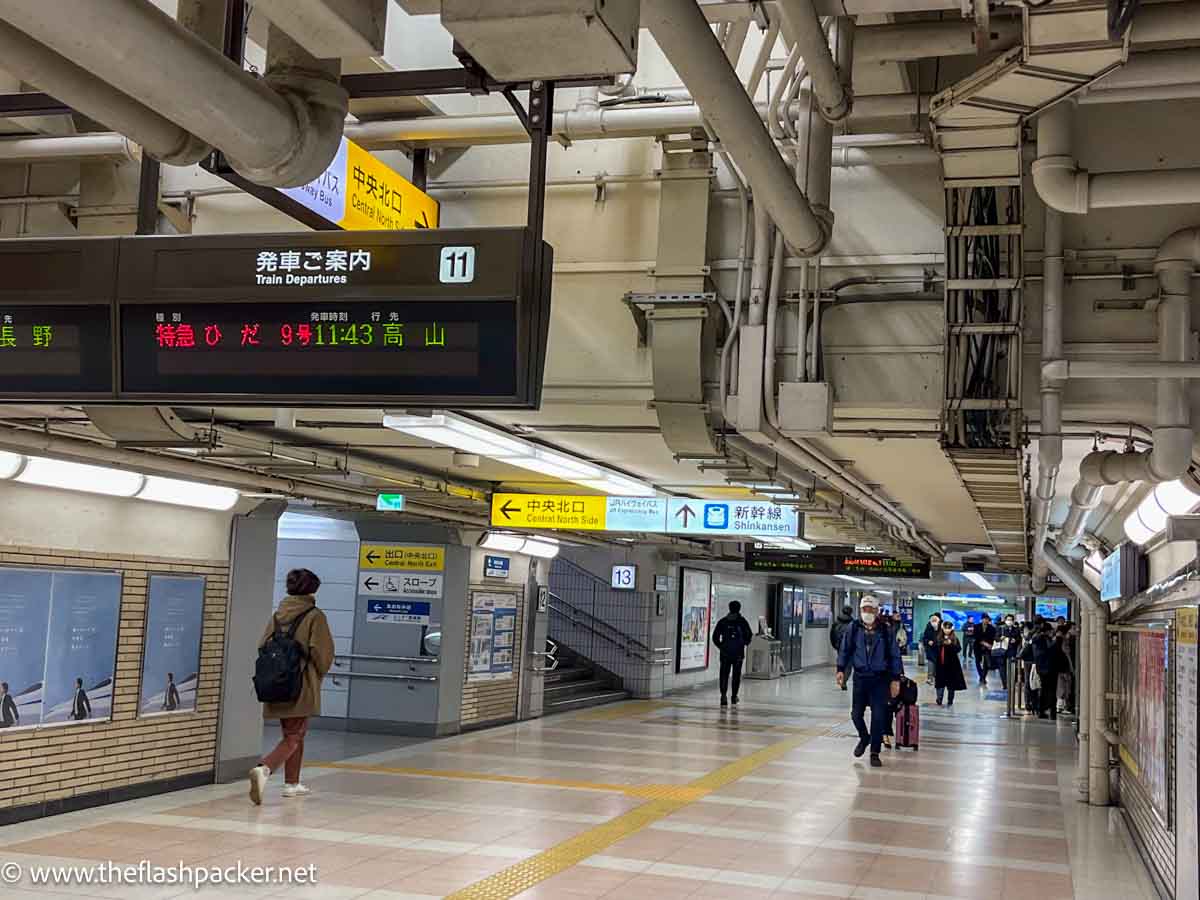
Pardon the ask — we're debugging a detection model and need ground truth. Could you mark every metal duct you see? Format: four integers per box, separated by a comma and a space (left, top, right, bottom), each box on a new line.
0, 20, 208, 165
1055, 226, 1198, 555
1034, 101, 1200, 212
1031, 206, 1064, 593
641, 0, 826, 256
775, 0, 852, 122
0, 0, 348, 186
1042, 543, 1111, 806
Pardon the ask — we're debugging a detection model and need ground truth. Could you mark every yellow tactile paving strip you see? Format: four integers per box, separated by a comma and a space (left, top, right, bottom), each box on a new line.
443, 728, 821, 900
571, 700, 670, 721
306, 761, 640, 795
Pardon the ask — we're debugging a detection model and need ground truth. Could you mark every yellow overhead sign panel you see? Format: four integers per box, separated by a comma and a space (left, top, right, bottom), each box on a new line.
342, 140, 439, 231
280, 136, 439, 232
491, 494, 608, 531
359, 544, 445, 571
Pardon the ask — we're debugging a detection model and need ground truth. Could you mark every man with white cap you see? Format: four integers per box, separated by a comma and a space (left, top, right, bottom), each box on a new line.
836, 594, 903, 767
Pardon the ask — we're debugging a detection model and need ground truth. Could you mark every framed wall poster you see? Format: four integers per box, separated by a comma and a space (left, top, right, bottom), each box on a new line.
467, 591, 519, 682
676, 568, 712, 673
0, 569, 53, 730
41, 571, 123, 725
139, 574, 206, 717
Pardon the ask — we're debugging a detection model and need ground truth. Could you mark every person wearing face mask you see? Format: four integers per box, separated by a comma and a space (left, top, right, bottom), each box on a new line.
974, 613, 997, 686
994, 614, 1022, 690
934, 619, 967, 706
836, 595, 904, 768
922, 614, 942, 686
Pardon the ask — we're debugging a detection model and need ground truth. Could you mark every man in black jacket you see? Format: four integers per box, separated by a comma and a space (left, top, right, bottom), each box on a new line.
712, 600, 754, 707
975, 613, 998, 686
0, 682, 18, 728
71, 678, 91, 721
831, 605, 854, 651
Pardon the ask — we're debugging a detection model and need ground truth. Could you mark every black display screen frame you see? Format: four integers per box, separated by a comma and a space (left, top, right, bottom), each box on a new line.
0, 228, 553, 409
745, 548, 932, 580
0, 239, 118, 401
114, 227, 552, 409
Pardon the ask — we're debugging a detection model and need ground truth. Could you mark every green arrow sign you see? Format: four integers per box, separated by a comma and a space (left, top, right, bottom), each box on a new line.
375, 493, 406, 512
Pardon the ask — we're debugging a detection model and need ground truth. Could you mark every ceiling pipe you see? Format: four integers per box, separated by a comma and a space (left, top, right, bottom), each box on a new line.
1034, 100, 1200, 212
775, 0, 852, 122
0, 20, 208, 165
1031, 206, 1065, 594
1041, 542, 1111, 807
0, 0, 348, 187
642, 0, 827, 256
1055, 226, 1198, 555
0, 133, 139, 164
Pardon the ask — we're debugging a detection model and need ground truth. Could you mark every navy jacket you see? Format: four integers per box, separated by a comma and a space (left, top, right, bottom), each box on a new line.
837, 620, 904, 679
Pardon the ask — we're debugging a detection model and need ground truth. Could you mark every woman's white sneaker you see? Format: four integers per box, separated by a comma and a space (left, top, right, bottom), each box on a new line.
282, 783, 311, 798
248, 765, 269, 806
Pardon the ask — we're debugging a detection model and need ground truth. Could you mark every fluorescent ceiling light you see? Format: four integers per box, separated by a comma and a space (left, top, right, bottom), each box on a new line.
480, 532, 525, 553
17, 457, 143, 497
532, 449, 603, 480
383, 413, 529, 458
764, 537, 815, 551
581, 474, 656, 497
960, 571, 995, 591
0, 450, 22, 479
1123, 511, 1158, 546
1123, 479, 1200, 545
385, 412, 653, 495
137, 476, 239, 511
521, 536, 561, 559
835, 574, 875, 585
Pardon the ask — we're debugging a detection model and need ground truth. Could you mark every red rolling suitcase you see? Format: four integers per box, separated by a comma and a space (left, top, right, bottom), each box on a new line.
894, 702, 920, 751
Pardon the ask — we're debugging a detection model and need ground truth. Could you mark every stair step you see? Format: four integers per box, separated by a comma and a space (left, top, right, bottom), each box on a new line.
544, 666, 592, 685
545, 678, 612, 700
544, 690, 631, 715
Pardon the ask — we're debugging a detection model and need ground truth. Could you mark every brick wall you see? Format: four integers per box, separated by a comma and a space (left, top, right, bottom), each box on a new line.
460, 585, 525, 728
0, 545, 229, 817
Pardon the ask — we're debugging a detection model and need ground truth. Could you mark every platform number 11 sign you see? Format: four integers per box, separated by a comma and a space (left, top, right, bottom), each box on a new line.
439, 246, 476, 283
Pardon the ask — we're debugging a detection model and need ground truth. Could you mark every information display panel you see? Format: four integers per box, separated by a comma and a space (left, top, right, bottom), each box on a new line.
0, 239, 117, 400
745, 547, 931, 580
114, 228, 551, 408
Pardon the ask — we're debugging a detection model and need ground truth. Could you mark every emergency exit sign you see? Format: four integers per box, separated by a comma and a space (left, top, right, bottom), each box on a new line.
376, 493, 406, 512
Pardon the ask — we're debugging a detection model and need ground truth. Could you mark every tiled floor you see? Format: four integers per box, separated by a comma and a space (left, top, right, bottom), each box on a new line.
0, 665, 1158, 900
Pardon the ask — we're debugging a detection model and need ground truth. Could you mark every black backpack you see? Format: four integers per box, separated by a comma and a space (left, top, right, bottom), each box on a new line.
253, 607, 315, 704
714, 616, 749, 657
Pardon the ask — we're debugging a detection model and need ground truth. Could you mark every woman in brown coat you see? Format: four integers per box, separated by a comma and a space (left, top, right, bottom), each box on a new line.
248, 568, 335, 805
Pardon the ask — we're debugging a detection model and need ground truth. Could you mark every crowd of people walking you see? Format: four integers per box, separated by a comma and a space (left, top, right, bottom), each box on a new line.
832, 598, 1080, 766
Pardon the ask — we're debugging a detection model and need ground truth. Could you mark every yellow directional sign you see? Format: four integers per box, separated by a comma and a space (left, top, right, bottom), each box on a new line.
491, 493, 607, 531
280, 136, 439, 232
359, 544, 445, 571
343, 140, 439, 231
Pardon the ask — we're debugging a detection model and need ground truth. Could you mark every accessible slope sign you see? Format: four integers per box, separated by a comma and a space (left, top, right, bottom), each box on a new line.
490, 494, 799, 538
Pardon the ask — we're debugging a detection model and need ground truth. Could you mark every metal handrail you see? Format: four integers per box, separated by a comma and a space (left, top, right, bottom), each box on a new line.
531, 638, 560, 674
335, 653, 438, 665
548, 590, 657, 653
547, 596, 672, 666
330, 671, 437, 684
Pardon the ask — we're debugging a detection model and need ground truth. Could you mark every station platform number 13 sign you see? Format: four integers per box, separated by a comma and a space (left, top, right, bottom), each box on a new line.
440, 246, 476, 283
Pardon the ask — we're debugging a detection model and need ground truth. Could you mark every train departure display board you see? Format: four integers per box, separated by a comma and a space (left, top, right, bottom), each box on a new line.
745, 547, 931, 580
116, 228, 551, 408
0, 240, 117, 400
0, 228, 552, 408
